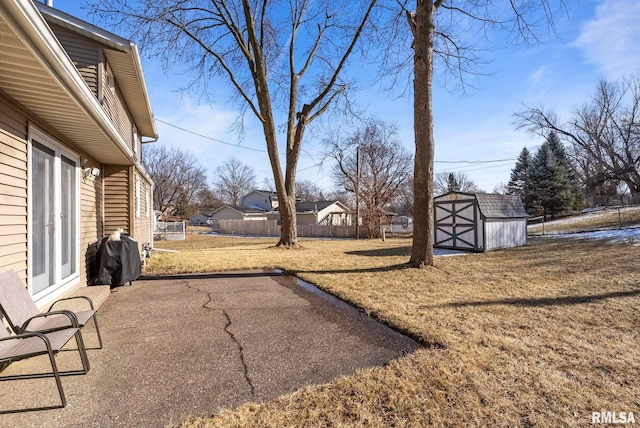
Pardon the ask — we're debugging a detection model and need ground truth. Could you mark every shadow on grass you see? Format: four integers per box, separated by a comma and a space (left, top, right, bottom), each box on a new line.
287, 263, 413, 276
345, 247, 466, 257
346, 247, 412, 257
439, 288, 640, 308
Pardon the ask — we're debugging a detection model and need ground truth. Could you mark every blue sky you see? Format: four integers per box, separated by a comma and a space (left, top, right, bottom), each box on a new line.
50, 0, 640, 193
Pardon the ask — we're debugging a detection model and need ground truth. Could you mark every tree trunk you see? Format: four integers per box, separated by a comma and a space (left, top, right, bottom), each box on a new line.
409, 0, 436, 268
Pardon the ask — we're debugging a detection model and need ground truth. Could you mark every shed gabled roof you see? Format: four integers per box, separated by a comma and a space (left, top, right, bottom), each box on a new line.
475, 193, 528, 219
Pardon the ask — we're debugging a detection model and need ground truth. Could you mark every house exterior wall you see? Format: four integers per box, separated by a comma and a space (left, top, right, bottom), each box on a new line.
79, 158, 103, 285
296, 213, 317, 226
189, 214, 209, 226
242, 191, 275, 211
0, 94, 105, 303
47, 23, 100, 98
103, 165, 130, 236
101, 61, 137, 157
210, 207, 251, 230
46, 23, 142, 162
132, 168, 152, 247
0, 99, 28, 285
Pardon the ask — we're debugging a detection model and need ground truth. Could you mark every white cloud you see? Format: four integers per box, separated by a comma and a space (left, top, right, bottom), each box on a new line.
527, 66, 547, 88
575, 0, 640, 79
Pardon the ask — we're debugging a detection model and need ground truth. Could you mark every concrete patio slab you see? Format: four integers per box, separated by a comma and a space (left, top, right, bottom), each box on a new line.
0, 270, 420, 427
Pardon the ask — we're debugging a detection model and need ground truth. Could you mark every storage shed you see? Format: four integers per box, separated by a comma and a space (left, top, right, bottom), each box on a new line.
434, 192, 528, 252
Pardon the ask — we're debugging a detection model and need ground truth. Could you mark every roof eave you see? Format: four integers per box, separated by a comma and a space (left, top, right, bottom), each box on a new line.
36, 2, 157, 139
1, 0, 138, 164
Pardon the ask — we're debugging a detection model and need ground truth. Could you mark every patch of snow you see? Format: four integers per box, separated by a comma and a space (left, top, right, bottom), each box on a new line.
541, 227, 640, 245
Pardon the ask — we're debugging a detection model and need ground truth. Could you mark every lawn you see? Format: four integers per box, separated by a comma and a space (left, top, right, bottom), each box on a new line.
146, 231, 640, 427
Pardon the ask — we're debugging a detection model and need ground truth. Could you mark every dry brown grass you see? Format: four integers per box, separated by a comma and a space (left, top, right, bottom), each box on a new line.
146, 235, 640, 427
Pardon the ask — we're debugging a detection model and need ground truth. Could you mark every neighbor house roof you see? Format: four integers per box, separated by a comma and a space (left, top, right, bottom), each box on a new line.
295, 201, 338, 213
211, 205, 267, 215
0, 1, 156, 165
475, 193, 529, 218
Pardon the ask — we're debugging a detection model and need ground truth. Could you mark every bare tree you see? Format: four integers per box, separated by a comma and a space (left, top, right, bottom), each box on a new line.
325, 119, 412, 238
88, 0, 379, 247
400, 1, 565, 267
194, 188, 224, 213
433, 172, 483, 196
296, 180, 325, 202
515, 75, 640, 198
213, 157, 256, 205
142, 144, 208, 216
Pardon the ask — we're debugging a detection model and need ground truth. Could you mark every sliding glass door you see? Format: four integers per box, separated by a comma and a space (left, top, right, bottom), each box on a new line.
30, 131, 79, 299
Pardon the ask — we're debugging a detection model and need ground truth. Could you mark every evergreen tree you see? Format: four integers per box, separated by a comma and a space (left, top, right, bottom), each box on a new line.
545, 132, 583, 210
528, 132, 581, 216
447, 173, 460, 193
507, 147, 534, 213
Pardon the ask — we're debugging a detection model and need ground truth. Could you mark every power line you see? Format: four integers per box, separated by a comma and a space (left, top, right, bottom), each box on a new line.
156, 118, 267, 153
157, 117, 517, 171
435, 158, 516, 164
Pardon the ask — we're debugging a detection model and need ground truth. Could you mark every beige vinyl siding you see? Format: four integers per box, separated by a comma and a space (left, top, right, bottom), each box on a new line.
103, 165, 130, 237
80, 159, 103, 284
48, 24, 100, 97
102, 61, 135, 154
0, 103, 27, 283
132, 170, 152, 246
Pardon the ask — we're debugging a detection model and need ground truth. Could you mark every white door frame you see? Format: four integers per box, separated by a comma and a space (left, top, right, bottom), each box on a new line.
28, 125, 80, 303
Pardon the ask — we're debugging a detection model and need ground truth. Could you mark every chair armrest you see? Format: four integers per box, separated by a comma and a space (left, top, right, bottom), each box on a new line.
48, 295, 95, 312
0, 330, 49, 343
19, 310, 79, 333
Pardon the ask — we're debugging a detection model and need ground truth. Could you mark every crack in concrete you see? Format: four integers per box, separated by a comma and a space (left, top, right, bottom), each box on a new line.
222, 309, 255, 396
182, 280, 255, 397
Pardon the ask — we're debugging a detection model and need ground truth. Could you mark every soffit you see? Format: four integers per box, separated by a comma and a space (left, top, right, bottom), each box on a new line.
36, 3, 157, 138
0, 14, 130, 164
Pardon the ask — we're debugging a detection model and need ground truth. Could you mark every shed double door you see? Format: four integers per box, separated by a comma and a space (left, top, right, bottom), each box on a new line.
434, 198, 480, 251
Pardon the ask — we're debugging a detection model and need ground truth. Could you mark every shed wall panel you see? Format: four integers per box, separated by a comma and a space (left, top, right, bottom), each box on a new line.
485, 220, 527, 250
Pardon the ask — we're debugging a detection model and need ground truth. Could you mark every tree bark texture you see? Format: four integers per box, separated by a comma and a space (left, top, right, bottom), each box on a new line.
409, 0, 436, 267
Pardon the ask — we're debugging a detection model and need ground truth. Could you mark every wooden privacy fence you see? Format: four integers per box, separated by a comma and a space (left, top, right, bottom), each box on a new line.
218, 219, 358, 238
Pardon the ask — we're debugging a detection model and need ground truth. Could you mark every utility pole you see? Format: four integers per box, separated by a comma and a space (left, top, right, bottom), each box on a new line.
355, 145, 360, 239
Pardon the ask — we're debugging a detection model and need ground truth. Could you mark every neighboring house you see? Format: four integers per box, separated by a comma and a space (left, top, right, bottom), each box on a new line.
267, 201, 353, 226
0, 1, 157, 308
188, 213, 211, 226
241, 190, 278, 211
209, 205, 268, 230
434, 192, 528, 252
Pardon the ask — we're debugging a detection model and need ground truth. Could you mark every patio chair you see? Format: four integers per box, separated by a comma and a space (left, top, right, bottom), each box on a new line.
0, 323, 89, 412
0, 270, 102, 350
